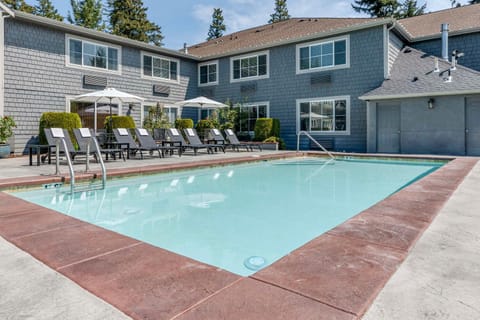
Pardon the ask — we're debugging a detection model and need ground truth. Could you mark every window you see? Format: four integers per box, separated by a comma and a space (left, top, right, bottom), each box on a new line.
298, 96, 349, 134
297, 36, 349, 73
66, 36, 120, 73
231, 51, 269, 82
199, 61, 218, 86
142, 53, 179, 82
238, 102, 269, 133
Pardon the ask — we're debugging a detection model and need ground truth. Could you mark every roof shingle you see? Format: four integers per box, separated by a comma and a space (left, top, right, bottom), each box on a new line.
360, 47, 480, 100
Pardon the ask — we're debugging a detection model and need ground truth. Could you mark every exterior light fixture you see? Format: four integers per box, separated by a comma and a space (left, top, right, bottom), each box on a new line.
428, 98, 435, 109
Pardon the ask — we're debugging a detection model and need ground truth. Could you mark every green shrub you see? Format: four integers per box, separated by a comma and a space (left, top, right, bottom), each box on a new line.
143, 103, 171, 130
195, 119, 216, 140
253, 118, 273, 141
263, 136, 286, 150
104, 116, 135, 132
39, 112, 81, 145
175, 118, 194, 130
272, 118, 280, 138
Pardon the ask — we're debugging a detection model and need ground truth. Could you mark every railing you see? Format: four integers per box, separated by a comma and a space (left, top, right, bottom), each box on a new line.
54, 136, 106, 194
296, 131, 335, 160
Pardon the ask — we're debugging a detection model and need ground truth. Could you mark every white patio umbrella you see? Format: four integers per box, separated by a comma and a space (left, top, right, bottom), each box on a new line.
174, 96, 228, 120
73, 88, 145, 132
84, 105, 119, 114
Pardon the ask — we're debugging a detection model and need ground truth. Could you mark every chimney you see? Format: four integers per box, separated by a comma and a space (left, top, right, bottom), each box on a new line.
441, 23, 449, 61
183, 42, 188, 54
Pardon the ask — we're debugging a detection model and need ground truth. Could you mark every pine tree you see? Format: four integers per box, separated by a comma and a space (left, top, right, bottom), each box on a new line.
351, 0, 399, 17
269, 0, 291, 23
3, 0, 35, 13
68, 0, 105, 31
397, 0, 426, 18
207, 8, 226, 40
34, 0, 63, 21
108, 0, 164, 47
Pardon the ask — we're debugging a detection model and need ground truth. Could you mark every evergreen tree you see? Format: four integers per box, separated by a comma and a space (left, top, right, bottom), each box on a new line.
397, 0, 426, 18
68, 0, 105, 31
34, 0, 63, 21
351, 0, 399, 17
207, 8, 226, 40
108, 0, 164, 47
269, 0, 291, 23
3, 0, 34, 13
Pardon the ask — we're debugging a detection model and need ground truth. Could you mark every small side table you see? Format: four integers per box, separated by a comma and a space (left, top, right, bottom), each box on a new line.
28, 144, 54, 166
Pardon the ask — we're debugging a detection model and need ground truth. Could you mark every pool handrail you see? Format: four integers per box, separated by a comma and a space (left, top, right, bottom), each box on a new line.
297, 131, 335, 160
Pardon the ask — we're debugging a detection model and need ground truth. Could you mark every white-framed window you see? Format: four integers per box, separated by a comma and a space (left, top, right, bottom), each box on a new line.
296, 36, 349, 74
66, 35, 121, 74
238, 102, 269, 133
142, 103, 178, 125
198, 60, 218, 86
297, 96, 350, 135
142, 52, 179, 83
230, 51, 269, 82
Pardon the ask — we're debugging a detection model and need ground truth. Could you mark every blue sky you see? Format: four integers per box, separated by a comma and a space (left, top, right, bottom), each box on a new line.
25, 0, 461, 50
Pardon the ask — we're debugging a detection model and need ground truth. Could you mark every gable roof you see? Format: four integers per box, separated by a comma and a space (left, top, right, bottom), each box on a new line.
397, 3, 480, 41
359, 47, 480, 101
187, 17, 390, 59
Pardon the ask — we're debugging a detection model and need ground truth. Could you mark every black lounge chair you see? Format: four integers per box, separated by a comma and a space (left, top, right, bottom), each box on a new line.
113, 128, 165, 159
73, 128, 125, 161
165, 128, 209, 155
207, 128, 230, 148
223, 129, 262, 151
135, 128, 181, 157
44, 128, 89, 162
184, 128, 225, 154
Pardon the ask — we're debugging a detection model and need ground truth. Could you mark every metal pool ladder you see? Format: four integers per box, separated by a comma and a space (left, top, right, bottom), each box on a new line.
296, 131, 335, 160
54, 137, 107, 194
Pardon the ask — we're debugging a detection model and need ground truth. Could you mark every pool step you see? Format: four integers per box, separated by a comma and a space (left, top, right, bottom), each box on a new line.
71, 180, 105, 193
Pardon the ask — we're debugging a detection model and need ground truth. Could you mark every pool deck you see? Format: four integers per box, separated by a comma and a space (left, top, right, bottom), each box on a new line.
0, 151, 479, 319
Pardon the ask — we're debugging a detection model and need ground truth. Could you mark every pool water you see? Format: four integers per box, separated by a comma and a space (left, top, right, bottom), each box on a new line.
11, 158, 442, 276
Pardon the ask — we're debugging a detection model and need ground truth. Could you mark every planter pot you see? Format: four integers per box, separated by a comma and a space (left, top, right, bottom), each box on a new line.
260, 142, 278, 151
0, 144, 11, 158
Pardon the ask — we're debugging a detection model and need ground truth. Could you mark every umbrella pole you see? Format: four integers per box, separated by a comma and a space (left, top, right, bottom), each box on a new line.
109, 97, 113, 142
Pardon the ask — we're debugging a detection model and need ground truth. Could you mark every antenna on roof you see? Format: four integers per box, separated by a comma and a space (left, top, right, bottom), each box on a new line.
434, 57, 439, 73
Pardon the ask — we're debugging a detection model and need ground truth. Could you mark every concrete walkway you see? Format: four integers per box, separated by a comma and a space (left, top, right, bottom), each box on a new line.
363, 161, 480, 320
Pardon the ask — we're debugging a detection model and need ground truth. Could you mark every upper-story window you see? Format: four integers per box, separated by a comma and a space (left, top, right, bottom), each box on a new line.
66, 35, 120, 73
230, 51, 269, 82
296, 36, 349, 73
198, 61, 218, 86
142, 52, 179, 82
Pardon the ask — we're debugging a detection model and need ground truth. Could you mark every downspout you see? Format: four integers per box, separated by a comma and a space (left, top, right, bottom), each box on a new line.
384, 20, 396, 79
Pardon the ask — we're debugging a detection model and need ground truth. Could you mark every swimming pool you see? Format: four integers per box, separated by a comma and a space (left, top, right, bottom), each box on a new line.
11, 157, 442, 276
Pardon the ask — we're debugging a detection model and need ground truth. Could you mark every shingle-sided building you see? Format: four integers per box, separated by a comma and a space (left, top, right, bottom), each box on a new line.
0, 3, 479, 155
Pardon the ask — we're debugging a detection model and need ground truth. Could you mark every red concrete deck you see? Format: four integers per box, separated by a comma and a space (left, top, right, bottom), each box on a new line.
0, 155, 476, 319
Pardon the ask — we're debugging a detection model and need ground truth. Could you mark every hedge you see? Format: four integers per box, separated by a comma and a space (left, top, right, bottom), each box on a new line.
175, 118, 194, 130
38, 112, 81, 145
104, 116, 136, 132
253, 118, 273, 141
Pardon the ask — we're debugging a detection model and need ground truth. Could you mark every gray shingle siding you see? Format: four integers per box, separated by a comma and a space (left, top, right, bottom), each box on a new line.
3, 19, 197, 153
412, 33, 480, 71
207, 26, 386, 151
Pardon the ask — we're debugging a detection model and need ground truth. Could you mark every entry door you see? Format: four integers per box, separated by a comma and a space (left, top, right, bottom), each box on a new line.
466, 97, 480, 156
377, 104, 400, 153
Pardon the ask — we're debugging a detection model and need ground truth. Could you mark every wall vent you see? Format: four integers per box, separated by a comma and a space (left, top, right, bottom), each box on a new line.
311, 73, 332, 85
240, 83, 257, 93
83, 75, 107, 87
200, 88, 214, 97
153, 85, 170, 96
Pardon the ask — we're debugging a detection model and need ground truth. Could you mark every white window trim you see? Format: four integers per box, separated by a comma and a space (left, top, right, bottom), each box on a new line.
65, 34, 122, 75
296, 96, 351, 136
238, 101, 270, 133
295, 35, 350, 75
141, 102, 178, 125
230, 50, 270, 83
198, 60, 219, 86
141, 51, 180, 84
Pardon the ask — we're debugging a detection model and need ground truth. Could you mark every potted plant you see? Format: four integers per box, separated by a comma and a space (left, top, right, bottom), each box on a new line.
0, 115, 16, 158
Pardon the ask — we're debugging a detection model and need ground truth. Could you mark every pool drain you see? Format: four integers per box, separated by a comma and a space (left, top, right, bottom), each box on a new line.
244, 256, 267, 270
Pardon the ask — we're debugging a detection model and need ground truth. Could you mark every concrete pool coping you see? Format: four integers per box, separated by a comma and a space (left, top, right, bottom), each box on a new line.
0, 151, 478, 319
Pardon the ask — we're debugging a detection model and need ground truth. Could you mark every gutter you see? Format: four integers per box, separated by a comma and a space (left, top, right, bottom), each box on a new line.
359, 89, 480, 101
